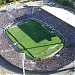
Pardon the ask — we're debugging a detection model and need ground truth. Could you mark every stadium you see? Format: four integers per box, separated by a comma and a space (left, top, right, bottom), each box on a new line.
0, 4, 75, 73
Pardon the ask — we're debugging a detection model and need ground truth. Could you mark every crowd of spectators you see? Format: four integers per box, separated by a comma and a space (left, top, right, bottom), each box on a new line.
33, 8, 75, 46
36, 47, 75, 71
0, 6, 75, 71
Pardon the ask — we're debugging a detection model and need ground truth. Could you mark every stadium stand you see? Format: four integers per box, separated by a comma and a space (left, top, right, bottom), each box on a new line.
0, 6, 75, 72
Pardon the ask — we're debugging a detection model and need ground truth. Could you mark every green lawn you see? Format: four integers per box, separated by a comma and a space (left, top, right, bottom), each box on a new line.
6, 20, 63, 59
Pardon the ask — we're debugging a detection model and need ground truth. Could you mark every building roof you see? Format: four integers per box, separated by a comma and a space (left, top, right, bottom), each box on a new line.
41, 5, 75, 27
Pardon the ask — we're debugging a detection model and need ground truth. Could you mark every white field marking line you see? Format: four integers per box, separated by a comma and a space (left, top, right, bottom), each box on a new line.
48, 44, 58, 51
47, 46, 63, 58
40, 44, 63, 59
40, 44, 58, 56
11, 25, 18, 28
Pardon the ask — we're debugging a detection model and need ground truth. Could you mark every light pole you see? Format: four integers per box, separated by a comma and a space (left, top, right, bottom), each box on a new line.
42, 0, 43, 6
20, 53, 26, 75
22, 59, 25, 75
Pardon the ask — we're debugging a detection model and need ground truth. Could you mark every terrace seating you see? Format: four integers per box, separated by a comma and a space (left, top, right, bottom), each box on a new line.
0, 6, 75, 71
33, 9, 75, 46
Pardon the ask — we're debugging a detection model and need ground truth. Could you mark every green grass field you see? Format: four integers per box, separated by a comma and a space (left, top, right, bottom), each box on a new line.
6, 20, 63, 59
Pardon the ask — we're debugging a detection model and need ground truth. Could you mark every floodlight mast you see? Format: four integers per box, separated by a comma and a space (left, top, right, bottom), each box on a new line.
42, 0, 43, 6
20, 53, 26, 75
22, 59, 25, 75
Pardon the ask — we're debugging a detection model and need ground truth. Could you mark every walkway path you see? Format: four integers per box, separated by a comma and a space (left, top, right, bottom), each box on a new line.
0, 0, 41, 11
0, 66, 5, 75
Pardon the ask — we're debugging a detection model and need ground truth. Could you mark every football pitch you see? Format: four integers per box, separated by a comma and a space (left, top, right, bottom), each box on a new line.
6, 20, 63, 59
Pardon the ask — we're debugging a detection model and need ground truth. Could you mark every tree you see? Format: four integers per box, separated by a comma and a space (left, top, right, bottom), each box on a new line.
6, 0, 10, 3
13, 0, 16, 2
58, 0, 73, 7
0, 0, 6, 5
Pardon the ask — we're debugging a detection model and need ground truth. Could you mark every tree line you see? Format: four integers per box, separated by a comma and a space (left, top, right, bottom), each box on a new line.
0, 0, 17, 5
0, 0, 33, 5
55, 0, 75, 8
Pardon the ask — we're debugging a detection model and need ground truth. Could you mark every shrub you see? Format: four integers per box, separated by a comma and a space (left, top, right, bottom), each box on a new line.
58, 0, 73, 8
13, 0, 16, 3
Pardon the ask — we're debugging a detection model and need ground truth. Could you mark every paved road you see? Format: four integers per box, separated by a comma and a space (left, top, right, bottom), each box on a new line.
0, 66, 6, 75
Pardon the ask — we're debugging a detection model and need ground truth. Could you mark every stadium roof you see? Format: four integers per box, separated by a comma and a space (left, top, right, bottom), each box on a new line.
41, 5, 75, 27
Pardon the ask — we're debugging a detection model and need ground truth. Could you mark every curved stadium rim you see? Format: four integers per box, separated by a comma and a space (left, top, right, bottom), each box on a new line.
1, 6, 74, 72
